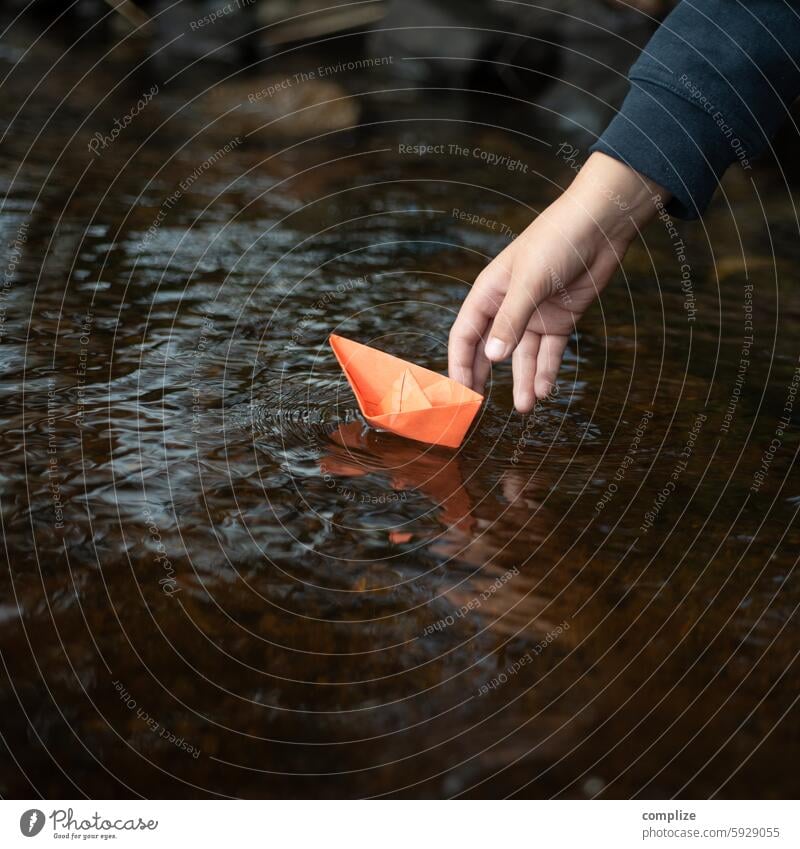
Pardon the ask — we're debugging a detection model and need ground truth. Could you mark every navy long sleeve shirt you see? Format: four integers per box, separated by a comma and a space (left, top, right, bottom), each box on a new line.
590, 0, 800, 219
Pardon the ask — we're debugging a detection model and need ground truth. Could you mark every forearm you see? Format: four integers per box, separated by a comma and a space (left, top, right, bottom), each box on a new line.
592, 0, 800, 219
565, 151, 669, 242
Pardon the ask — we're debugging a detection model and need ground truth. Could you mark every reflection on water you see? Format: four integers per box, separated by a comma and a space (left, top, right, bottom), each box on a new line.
322, 421, 476, 534
1, 27, 800, 799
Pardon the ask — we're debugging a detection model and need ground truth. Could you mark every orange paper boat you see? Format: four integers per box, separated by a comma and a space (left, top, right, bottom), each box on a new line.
329, 334, 483, 448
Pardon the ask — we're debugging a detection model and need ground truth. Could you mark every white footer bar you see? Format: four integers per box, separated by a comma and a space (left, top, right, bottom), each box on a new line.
2, 799, 796, 848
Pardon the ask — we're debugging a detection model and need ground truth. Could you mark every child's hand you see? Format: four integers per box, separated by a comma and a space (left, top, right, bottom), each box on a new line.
448, 152, 667, 412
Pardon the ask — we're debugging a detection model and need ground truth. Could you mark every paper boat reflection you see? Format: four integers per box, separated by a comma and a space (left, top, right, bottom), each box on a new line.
321, 421, 476, 533
329, 334, 483, 448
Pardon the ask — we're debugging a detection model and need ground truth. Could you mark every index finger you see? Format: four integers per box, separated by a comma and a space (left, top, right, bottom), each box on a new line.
448, 307, 489, 390
448, 251, 514, 389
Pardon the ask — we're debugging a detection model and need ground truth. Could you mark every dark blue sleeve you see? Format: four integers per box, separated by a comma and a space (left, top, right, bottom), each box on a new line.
590, 0, 800, 219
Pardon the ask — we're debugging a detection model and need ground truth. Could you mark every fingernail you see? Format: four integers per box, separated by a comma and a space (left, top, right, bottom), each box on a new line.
484, 337, 509, 361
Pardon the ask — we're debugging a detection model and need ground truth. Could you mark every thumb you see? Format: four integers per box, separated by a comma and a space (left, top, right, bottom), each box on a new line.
484, 264, 553, 362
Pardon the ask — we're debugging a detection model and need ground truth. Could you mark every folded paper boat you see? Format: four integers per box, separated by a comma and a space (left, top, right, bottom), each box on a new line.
329, 334, 483, 448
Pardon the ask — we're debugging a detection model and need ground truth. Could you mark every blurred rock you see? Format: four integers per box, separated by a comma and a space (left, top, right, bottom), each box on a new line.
369, 0, 662, 138
146, 0, 265, 68
257, 0, 387, 47
0, 0, 266, 67
369, 0, 557, 89
199, 75, 359, 138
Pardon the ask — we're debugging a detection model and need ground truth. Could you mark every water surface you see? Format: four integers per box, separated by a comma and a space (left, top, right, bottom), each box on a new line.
1, 27, 799, 798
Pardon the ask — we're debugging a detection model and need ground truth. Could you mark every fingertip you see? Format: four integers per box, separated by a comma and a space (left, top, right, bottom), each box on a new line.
484, 336, 510, 362
513, 390, 535, 414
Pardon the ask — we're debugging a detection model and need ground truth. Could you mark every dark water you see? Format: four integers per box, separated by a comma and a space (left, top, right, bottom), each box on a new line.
2, 26, 800, 799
